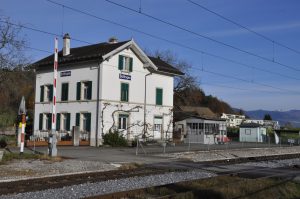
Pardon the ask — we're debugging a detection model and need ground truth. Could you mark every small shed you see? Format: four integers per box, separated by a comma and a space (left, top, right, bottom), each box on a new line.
239, 123, 267, 142
174, 106, 227, 144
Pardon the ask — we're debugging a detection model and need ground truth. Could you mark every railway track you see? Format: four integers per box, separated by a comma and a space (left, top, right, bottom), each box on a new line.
0, 152, 299, 197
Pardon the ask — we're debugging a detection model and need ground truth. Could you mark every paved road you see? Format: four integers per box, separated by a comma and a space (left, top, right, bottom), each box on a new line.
12, 141, 294, 164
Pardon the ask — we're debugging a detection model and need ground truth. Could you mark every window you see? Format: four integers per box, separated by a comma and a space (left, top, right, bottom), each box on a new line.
156, 88, 163, 105
56, 113, 70, 131
76, 112, 91, 132
120, 83, 129, 102
61, 83, 69, 101
154, 116, 163, 132
39, 113, 52, 131
40, 85, 53, 102
118, 55, 133, 72
76, 81, 92, 100
118, 114, 128, 130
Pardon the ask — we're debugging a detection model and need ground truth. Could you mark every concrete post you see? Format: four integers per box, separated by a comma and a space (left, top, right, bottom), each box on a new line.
72, 126, 80, 146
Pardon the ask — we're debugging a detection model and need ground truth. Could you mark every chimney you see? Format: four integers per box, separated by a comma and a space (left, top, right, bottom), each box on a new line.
108, 36, 118, 44
63, 33, 70, 56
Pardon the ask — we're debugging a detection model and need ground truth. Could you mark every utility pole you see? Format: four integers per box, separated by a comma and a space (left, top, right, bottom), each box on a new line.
143, 72, 152, 139
49, 38, 58, 157
18, 96, 26, 154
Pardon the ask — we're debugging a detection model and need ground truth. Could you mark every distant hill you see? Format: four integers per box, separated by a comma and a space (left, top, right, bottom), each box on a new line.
245, 109, 300, 127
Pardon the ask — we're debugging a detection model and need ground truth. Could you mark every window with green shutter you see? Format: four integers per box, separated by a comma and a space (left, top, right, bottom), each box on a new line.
66, 113, 71, 131
87, 81, 92, 100
85, 113, 91, 132
47, 113, 52, 130
118, 55, 124, 70
61, 83, 69, 101
40, 86, 44, 102
56, 113, 61, 131
118, 55, 133, 73
76, 82, 81, 100
156, 88, 163, 105
39, 113, 43, 130
76, 113, 80, 126
48, 85, 53, 102
120, 83, 129, 102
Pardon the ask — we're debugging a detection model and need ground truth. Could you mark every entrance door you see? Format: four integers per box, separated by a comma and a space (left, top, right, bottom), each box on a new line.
153, 116, 163, 139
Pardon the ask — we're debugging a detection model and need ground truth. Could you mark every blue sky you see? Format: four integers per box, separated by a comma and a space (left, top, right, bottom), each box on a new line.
1, 0, 300, 111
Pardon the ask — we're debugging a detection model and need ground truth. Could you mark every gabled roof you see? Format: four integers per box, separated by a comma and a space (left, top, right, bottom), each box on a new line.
174, 106, 224, 122
33, 39, 183, 76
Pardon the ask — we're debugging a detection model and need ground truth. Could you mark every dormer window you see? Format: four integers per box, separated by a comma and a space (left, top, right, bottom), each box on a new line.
118, 55, 133, 72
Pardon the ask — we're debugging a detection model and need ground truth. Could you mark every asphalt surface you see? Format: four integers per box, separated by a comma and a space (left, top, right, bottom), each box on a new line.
16, 142, 294, 164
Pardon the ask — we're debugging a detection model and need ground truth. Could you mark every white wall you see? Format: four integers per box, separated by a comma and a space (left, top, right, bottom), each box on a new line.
239, 127, 267, 142
34, 46, 175, 146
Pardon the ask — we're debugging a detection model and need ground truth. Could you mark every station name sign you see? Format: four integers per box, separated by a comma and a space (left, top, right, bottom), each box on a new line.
60, 71, 71, 77
119, 73, 131, 80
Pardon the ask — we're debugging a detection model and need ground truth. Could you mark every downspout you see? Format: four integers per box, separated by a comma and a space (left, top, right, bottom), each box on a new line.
143, 72, 152, 139
95, 60, 102, 147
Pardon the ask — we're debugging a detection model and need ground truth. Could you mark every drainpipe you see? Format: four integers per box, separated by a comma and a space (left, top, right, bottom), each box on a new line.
143, 72, 152, 139
95, 61, 102, 147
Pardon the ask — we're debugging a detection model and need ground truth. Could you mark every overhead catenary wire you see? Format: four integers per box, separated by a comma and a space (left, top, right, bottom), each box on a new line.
1, 8, 298, 94
103, 0, 300, 72
41, 0, 300, 82
187, 0, 300, 56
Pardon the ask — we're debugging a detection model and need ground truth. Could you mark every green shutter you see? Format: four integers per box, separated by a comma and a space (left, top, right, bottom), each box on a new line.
118, 55, 124, 70
61, 83, 69, 101
76, 113, 80, 126
39, 113, 43, 130
40, 86, 44, 102
49, 85, 53, 102
56, 113, 60, 131
156, 88, 163, 105
121, 83, 129, 102
86, 113, 91, 132
76, 82, 81, 100
48, 113, 52, 130
129, 57, 133, 72
87, 81, 92, 100
66, 113, 71, 131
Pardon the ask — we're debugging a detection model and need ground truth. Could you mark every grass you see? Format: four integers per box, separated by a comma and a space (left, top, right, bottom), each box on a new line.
1, 151, 64, 164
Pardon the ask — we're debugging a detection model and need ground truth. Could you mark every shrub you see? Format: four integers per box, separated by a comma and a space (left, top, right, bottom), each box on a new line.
0, 136, 8, 148
103, 130, 128, 147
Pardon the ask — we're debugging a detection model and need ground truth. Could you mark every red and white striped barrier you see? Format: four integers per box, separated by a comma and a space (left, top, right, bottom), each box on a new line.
52, 38, 58, 131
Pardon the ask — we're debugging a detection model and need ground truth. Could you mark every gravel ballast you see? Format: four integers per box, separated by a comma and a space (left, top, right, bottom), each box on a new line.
1, 170, 216, 199
159, 146, 300, 162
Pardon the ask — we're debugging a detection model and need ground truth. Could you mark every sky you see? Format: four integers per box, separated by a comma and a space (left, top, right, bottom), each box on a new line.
1, 0, 300, 111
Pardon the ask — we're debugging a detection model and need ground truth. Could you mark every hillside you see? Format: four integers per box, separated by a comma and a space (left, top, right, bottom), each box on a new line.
245, 109, 300, 127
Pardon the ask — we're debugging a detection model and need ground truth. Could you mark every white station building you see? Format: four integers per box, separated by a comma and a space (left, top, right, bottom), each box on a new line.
33, 35, 183, 146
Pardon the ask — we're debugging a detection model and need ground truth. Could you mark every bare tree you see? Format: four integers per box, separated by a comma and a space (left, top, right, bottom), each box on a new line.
146, 49, 198, 93
0, 16, 29, 84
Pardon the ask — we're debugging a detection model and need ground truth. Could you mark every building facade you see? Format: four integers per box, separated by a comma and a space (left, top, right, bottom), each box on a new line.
33, 36, 183, 146
243, 119, 280, 129
221, 113, 246, 127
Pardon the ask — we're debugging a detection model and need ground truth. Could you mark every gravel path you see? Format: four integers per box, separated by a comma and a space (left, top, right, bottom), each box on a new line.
1, 170, 216, 199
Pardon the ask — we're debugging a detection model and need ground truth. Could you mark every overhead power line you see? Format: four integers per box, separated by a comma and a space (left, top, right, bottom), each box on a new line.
187, 0, 300, 56
103, 0, 300, 72
0, 19, 92, 45
42, 0, 300, 81
1, 7, 298, 95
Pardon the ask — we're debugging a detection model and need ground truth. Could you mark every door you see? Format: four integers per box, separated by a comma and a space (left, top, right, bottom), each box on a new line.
153, 116, 163, 139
